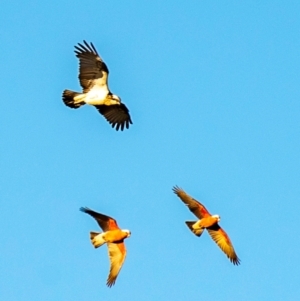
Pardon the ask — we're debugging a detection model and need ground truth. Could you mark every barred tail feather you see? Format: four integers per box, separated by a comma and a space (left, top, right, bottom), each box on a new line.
90, 232, 106, 248
185, 221, 204, 237
62, 90, 85, 108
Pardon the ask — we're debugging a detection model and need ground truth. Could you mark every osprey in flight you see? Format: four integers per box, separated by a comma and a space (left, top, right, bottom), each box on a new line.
63, 41, 132, 131
80, 207, 131, 287
172, 186, 240, 265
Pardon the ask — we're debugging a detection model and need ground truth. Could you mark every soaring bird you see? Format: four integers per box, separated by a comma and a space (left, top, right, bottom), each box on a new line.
80, 207, 131, 287
172, 186, 240, 265
63, 41, 132, 131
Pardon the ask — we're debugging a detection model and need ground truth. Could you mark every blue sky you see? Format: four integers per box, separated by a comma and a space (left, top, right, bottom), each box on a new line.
1, 0, 300, 300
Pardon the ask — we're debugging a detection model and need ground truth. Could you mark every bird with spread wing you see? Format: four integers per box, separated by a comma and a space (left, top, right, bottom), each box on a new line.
172, 186, 240, 265
80, 207, 131, 287
63, 41, 132, 131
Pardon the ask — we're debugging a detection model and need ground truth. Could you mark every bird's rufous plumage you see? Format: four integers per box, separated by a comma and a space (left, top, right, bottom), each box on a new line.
172, 186, 240, 265
80, 207, 130, 287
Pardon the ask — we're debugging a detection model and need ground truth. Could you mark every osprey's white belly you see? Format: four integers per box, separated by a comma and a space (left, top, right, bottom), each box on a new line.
84, 86, 109, 105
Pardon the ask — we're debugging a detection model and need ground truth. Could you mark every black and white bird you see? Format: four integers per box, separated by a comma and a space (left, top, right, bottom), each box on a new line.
63, 41, 132, 131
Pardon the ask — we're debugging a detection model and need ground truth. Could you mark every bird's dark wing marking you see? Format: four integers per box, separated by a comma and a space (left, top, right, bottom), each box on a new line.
172, 186, 211, 219
95, 103, 133, 131
74, 41, 109, 92
80, 207, 119, 231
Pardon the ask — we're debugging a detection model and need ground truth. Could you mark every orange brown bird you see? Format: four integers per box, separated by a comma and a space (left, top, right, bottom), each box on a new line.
172, 186, 240, 265
80, 207, 131, 287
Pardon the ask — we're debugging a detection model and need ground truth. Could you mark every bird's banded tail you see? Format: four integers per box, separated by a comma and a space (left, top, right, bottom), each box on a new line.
185, 221, 204, 237
62, 90, 85, 108
90, 232, 106, 248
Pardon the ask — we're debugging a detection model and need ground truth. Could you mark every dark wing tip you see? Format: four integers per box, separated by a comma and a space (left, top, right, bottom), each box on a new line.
96, 103, 132, 131
172, 185, 182, 195
114, 104, 133, 131
88, 41, 98, 55
113, 115, 133, 131
106, 278, 116, 288
79, 207, 90, 213
74, 40, 98, 56
232, 257, 241, 266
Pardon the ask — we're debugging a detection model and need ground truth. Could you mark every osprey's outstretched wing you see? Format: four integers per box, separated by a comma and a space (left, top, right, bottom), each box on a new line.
95, 104, 133, 131
74, 41, 109, 92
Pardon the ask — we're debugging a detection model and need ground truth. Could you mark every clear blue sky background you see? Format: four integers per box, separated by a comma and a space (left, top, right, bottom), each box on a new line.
1, 1, 299, 300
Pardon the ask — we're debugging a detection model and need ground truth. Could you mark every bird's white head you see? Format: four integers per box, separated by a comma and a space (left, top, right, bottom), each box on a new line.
111, 94, 121, 103
123, 229, 131, 237
212, 214, 221, 222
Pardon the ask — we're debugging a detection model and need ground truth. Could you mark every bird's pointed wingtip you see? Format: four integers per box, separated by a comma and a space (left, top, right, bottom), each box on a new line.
106, 278, 116, 288
172, 185, 182, 194
233, 257, 241, 266
79, 207, 89, 213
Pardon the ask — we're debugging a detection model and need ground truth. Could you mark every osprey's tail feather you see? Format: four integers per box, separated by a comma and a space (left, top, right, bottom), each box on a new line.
62, 90, 85, 108
185, 221, 205, 237
90, 231, 106, 248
